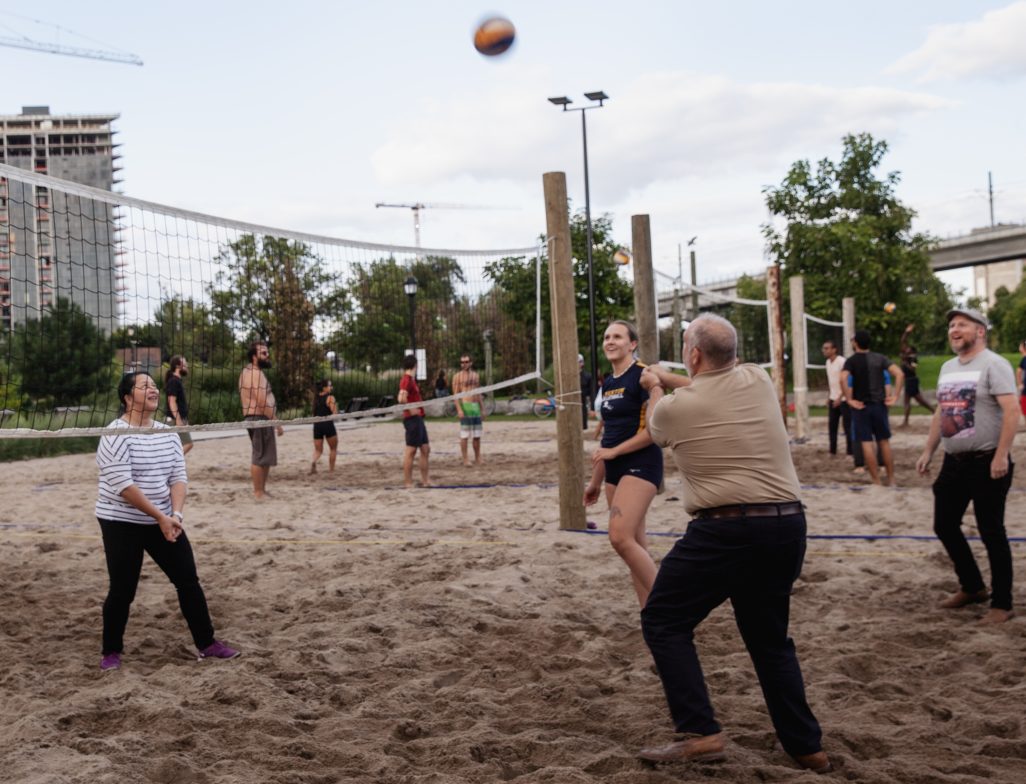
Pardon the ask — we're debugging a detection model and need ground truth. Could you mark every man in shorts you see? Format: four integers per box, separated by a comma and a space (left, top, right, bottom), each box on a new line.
452, 354, 484, 466
398, 354, 430, 487
239, 340, 284, 499
841, 330, 903, 485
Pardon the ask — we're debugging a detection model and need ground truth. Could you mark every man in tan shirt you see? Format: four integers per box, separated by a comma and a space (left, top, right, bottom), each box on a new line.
637, 314, 829, 774
239, 340, 284, 499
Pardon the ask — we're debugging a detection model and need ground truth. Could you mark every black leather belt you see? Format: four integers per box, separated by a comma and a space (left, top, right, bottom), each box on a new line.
695, 502, 804, 520
947, 449, 996, 462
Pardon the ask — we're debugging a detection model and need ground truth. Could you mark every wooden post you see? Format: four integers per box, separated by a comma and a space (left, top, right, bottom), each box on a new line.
543, 172, 587, 531
631, 214, 658, 364
842, 297, 855, 357
671, 286, 682, 363
766, 265, 787, 423
789, 275, 809, 441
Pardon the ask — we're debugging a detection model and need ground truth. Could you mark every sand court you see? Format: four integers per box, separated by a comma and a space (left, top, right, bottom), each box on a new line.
1, 417, 1024, 783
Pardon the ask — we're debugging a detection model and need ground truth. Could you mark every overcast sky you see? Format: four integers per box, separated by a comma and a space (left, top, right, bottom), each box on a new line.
3, 1, 1025, 297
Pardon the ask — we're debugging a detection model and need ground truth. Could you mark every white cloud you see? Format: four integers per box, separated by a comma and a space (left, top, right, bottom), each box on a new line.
887, 1, 1026, 82
371, 70, 949, 201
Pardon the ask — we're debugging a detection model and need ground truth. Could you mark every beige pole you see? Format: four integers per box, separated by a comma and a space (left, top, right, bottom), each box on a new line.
631, 214, 658, 364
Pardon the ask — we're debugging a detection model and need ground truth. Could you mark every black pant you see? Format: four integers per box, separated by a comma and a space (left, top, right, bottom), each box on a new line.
827, 401, 852, 456
641, 513, 823, 756
98, 519, 215, 654
933, 453, 1014, 610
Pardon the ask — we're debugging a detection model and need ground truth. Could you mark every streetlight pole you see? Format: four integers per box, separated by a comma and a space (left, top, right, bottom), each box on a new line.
404, 275, 418, 356
548, 91, 607, 397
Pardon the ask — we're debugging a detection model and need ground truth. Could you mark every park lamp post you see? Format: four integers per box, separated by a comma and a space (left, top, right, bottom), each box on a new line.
404, 275, 418, 356
548, 91, 607, 395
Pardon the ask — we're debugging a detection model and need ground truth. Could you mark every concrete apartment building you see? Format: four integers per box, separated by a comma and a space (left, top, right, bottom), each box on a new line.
0, 105, 121, 332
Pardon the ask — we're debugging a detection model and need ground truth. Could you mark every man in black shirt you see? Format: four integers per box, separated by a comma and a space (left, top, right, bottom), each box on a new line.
841, 331, 903, 484
165, 355, 193, 455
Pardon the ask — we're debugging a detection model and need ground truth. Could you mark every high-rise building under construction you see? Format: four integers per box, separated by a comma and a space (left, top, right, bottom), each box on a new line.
0, 105, 121, 332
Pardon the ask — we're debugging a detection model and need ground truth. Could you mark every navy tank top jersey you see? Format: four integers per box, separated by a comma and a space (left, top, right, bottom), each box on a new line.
599, 361, 652, 448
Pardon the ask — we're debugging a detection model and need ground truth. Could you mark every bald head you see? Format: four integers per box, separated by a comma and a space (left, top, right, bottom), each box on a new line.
685, 314, 738, 370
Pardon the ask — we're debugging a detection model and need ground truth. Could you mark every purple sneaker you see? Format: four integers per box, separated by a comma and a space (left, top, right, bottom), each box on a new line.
100, 652, 121, 671
197, 640, 240, 660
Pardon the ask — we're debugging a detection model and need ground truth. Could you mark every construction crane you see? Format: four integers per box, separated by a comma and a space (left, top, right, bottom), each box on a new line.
374, 202, 509, 252
0, 13, 143, 65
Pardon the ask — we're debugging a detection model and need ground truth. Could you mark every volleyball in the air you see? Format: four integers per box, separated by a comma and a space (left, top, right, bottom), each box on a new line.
883, 302, 896, 313
613, 247, 631, 266
473, 16, 516, 56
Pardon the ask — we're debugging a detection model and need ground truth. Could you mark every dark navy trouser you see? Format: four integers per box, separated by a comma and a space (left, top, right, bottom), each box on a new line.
98, 519, 215, 654
640, 512, 823, 757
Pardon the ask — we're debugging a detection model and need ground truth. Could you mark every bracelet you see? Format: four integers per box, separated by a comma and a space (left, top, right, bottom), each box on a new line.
172, 511, 184, 522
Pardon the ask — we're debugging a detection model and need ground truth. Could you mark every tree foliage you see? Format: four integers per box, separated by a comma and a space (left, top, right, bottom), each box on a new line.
209, 235, 344, 410
484, 211, 634, 372
9, 297, 114, 406
988, 281, 1026, 351
337, 254, 475, 375
763, 133, 953, 355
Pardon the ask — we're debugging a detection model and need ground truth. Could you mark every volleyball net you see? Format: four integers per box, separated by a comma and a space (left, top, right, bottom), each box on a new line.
660, 281, 774, 372
0, 163, 543, 438
803, 313, 845, 369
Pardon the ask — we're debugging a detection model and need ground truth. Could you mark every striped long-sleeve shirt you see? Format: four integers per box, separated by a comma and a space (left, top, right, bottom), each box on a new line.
95, 419, 187, 524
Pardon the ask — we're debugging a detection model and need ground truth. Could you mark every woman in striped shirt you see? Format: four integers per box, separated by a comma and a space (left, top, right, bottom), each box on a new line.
95, 372, 238, 671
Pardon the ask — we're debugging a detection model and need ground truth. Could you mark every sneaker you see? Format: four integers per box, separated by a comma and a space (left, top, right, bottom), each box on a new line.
100, 652, 122, 671
197, 640, 240, 660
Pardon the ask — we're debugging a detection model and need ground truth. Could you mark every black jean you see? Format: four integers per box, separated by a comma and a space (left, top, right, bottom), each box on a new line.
641, 513, 823, 757
827, 402, 852, 456
933, 452, 1014, 610
98, 519, 215, 654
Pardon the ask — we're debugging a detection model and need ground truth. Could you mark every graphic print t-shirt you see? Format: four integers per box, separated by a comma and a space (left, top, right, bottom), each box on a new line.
937, 349, 1016, 453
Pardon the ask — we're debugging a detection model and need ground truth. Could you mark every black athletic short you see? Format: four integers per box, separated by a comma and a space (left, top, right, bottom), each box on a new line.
605, 443, 663, 488
403, 416, 429, 447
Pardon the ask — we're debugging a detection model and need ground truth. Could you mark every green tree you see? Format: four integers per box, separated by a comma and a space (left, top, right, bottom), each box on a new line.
484, 211, 634, 373
988, 282, 1026, 351
336, 255, 476, 375
763, 133, 953, 355
9, 297, 114, 406
151, 296, 237, 365
209, 234, 346, 410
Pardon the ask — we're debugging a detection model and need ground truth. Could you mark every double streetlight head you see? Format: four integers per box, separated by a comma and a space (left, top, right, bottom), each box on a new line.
547, 91, 608, 110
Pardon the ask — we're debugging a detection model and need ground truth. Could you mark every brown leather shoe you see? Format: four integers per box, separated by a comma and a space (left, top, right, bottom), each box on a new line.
979, 608, 1015, 625
939, 589, 989, 609
793, 751, 833, 774
638, 732, 726, 764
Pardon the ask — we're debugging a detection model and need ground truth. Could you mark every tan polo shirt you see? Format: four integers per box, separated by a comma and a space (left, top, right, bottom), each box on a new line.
648, 363, 801, 515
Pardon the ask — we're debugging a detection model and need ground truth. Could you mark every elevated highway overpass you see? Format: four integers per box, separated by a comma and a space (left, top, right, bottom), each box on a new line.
656, 224, 1026, 317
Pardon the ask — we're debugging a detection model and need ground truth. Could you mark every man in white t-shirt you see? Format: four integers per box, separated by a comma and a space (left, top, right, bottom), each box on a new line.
916, 307, 1018, 625
822, 340, 852, 458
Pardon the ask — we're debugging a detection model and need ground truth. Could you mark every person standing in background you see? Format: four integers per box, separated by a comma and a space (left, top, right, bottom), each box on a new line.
165, 355, 193, 456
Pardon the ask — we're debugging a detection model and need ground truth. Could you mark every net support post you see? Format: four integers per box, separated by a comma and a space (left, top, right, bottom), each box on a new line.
543, 172, 587, 531
842, 297, 856, 357
766, 265, 788, 423
631, 214, 659, 364
789, 275, 809, 442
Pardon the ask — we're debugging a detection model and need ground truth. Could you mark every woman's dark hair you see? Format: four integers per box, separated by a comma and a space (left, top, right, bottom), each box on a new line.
117, 372, 140, 415
166, 355, 185, 385
315, 378, 331, 394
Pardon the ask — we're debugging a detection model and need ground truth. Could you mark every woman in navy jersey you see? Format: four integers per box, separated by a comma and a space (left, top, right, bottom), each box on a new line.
584, 320, 665, 607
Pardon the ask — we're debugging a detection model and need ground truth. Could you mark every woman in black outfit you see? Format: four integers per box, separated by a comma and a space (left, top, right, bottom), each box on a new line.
310, 378, 338, 474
